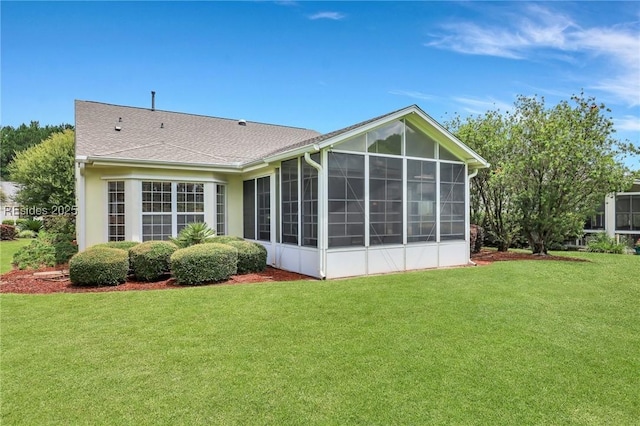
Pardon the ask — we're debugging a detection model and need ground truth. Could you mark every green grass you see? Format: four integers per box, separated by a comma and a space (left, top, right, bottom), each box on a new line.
0, 239, 31, 273
1, 252, 639, 425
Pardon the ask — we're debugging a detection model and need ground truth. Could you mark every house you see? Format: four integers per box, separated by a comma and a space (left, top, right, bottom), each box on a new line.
583, 178, 640, 246
75, 99, 489, 279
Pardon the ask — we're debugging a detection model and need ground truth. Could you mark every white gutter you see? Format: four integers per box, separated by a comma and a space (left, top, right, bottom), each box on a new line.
303, 148, 326, 279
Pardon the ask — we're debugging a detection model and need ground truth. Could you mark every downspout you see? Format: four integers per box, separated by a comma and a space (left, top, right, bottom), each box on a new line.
468, 168, 479, 266
304, 148, 326, 279
75, 158, 87, 251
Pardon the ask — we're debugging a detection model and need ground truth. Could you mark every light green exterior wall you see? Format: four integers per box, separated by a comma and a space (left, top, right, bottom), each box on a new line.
81, 164, 258, 249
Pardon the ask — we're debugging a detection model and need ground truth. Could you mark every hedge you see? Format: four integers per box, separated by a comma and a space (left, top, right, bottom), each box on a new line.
129, 241, 177, 281
90, 241, 141, 251
171, 243, 238, 285
220, 240, 267, 274
210, 236, 245, 244
69, 248, 129, 286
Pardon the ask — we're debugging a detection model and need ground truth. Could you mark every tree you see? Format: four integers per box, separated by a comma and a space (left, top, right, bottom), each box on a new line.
447, 110, 521, 251
505, 93, 634, 254
1, 121, 74, 180
7, 130, 75, 212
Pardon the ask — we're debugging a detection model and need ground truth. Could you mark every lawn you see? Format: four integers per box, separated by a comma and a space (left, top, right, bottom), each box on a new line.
1, 252, 638, 425
0, 239, 31, 273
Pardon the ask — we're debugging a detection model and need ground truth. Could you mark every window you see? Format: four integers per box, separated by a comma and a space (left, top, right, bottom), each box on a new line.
328, 152, 365, 247
440, 163, 466, 240
369, 156, 403, 245
216, 184, 226, 235
302, 153, 320, 247
142, 181, 172, 241
407, 160, 436, 242
405, 121, 436, 159
585, 202, 605, 230
141, 181, 213, 241
176, 183, 204, 232
243, 180, 255, 239
616, 195, 640, 231
281, 159, 299, 244
243, 177, 271, 241
257, 177, 271, 241
367, 120, 403, 155
108, 181, 125, 241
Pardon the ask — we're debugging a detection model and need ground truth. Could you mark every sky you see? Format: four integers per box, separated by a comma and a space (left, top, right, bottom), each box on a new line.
2, 1, 639, 168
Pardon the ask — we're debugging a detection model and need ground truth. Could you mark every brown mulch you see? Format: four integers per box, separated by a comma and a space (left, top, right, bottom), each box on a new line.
0, 266, 313, 295
1, 250, 588, 295
471, 249, 588, 266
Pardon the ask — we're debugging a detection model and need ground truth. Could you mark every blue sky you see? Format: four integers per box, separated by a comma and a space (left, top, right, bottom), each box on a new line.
2, 1, 639, 167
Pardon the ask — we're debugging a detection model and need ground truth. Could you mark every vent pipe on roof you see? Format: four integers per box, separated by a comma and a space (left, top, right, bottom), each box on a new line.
151, 91, 156, 111
238, 119, 247, 126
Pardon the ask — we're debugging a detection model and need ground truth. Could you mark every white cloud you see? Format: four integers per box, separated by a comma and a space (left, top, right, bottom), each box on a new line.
452, 96, 514, 115
388, 90, 434, 101
614, 115, 640, 132
425, 4, 640, 106
308, 11, 345, 21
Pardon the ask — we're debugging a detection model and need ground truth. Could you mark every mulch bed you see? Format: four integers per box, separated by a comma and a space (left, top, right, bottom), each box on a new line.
1, 249, 587, 295
0, 266, 313, 295
471, 249, 588, 265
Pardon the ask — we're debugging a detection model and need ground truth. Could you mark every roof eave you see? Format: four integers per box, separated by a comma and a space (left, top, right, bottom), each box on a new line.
78, 156, 245, 173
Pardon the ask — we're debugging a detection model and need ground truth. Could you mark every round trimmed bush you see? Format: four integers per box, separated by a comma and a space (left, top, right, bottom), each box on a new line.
129, 241, 178, 281
69, 248, 128, 286
171, 243, 238, 285
17, 229, 36, 239
210, 236, 245, 244
220, 240, 267, 274
90, 241, 141, 251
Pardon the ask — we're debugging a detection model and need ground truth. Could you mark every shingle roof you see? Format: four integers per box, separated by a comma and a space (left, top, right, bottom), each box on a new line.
263, 105, 415, 158
75, 100, 321, 167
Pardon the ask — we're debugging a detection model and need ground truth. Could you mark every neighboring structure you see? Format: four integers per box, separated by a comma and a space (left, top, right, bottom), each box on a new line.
75, 100, 489, 279
0, 181, 20, 223
583, 178, 640, 246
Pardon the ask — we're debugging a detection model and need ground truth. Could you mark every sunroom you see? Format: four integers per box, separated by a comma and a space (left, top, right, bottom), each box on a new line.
242, 111, 488, 279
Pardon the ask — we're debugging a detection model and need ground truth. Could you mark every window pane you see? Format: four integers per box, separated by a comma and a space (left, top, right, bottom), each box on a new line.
257, 177, 271, 241
406, 120, 436, 159
369, 156, 403, 245
407, 160, 437, 242
243, 180, 256, 239
367, 120, 403, 155
108, 181, 125, 241
440, 163, 466, 241
142, 214, 172, 241
302, 153, 320, 247
216, 185, 226, 235
281, 159, 299, 245
328, 152, 365, 247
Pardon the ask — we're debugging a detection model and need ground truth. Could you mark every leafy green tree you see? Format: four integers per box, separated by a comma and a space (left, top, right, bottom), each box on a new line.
447, 110, 521, 251
7, 130, 75, 211
1, 121, 73, 179
504, 93, 634, 254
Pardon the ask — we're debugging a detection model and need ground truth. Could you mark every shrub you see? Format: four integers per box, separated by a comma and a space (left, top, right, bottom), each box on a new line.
17, 230, 37, 239
210, 235, 244, 244
2, 219, 15, 226
221, 240, 267, 274
129, 241, 178, 281
42, 215, 75, 236
1, 224, 17, 240
69, 248, 128, 286
38, 231, 78, 264
171, 243, 238, 285
586, 233, 625, 254
12, 239, 56, 270
18, 218, 43, 233
15, 218, 27, 228
171, 222, 216, 248
90, 241, 140, 251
